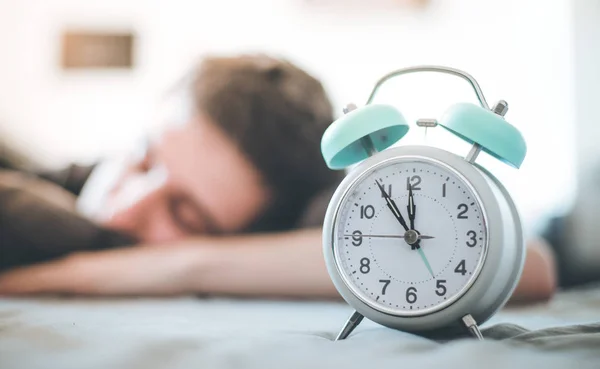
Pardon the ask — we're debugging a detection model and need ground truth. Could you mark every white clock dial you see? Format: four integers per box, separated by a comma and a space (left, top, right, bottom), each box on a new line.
334, 158, 487, 316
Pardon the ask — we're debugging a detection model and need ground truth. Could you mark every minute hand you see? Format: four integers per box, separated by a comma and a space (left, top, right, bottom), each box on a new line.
407, 185, 416, 230
375, 180, 409, 231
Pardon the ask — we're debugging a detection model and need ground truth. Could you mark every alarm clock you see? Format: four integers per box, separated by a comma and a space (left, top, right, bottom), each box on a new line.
321, 66, 527, 341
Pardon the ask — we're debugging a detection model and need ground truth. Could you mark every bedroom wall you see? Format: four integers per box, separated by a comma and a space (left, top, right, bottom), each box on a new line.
572, 0, 600, 178
565, 0, 600, 267
0, 0, 576, 233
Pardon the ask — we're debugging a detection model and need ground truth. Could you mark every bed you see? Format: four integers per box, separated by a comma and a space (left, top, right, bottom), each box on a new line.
1, 284, 599, 369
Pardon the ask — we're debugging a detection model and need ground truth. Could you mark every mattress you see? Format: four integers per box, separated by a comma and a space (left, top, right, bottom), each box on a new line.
1, 285, 600, 369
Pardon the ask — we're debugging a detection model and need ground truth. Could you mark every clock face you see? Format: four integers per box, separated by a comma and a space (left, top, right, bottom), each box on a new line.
333, 157, 488, 316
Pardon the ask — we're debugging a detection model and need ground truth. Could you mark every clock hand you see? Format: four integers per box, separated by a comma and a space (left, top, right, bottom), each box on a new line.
407, 185, 416, 230
344, 234, 435, 240
375, 180, 409, 232
416, 247, 435, 278
416, 235, 434, 240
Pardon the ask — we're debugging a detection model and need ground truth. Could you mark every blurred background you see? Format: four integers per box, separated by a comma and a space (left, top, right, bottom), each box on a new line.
0, 0, 598, 240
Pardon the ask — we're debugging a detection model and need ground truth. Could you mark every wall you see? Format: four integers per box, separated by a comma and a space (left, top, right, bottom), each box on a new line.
0, 0, 576, 233
573, 0, 600, 177
564, 0, 600, 268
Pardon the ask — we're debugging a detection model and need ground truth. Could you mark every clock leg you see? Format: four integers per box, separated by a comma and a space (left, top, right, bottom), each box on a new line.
335, 311, 364, 341
461, 314, 484, 340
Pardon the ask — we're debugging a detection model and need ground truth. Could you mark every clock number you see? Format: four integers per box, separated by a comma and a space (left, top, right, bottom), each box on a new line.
442, 183, 447, 197
435, 280, 447, 296
379, 279, 391, 295
379, 184, 392, 197
466, 230, 477, 247
457, 203, 469, 219
406, 287, 417, 304
360, 205, 375, 219
351, 230, 362, 246
454, 259, 467, 275
406, 175, 422, 191
360, 257, 371, 274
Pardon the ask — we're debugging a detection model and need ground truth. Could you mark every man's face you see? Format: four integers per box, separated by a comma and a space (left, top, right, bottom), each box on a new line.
85, 116, 270, 244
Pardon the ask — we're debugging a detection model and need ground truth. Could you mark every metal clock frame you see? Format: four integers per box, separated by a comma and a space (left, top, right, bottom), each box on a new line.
323, 145, 526, 340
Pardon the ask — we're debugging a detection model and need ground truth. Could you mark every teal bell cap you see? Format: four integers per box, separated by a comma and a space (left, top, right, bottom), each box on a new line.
439, 103, 527, 168
321, 104, 410, 170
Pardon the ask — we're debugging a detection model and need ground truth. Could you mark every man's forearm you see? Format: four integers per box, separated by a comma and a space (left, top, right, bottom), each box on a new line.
190, 229, 340, 299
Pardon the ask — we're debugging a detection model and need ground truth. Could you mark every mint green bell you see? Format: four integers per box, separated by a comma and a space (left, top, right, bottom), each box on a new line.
321, 104, 410, 170
439, 102, 527, 168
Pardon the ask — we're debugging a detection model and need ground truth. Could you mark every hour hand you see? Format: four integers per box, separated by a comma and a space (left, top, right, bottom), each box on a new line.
375, 180, 409, 231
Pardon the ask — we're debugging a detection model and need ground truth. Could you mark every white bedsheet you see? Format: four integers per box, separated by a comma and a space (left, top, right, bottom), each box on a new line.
1, 286, 600, 369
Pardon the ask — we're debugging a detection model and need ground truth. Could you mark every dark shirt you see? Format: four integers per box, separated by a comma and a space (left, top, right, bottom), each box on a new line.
0, 167, 134, 270
36, 164, 96, 197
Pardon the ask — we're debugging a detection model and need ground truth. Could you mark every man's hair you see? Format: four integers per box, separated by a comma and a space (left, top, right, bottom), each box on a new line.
191, 54, 342, 231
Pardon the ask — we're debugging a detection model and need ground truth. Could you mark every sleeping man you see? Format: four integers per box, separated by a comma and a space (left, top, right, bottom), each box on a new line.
0, 54, 555, 302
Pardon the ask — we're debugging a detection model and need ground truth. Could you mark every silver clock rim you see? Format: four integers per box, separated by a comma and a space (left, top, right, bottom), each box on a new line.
329, 154, 489, 317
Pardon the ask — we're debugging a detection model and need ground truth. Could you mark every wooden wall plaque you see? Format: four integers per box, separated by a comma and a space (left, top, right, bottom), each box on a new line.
61, 31, 135, 70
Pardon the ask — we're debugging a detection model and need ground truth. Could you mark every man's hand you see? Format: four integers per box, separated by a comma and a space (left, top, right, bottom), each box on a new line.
0, 244, 204, 296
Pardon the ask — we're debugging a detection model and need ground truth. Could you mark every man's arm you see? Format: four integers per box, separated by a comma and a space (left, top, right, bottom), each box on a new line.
192, 230, 556, 301
0, 229, 337, 297
0, 228, 555, 302
510, 238, 557, 303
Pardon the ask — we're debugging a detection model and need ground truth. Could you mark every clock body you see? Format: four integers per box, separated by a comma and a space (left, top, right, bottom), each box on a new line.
323, 145, 525, 336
